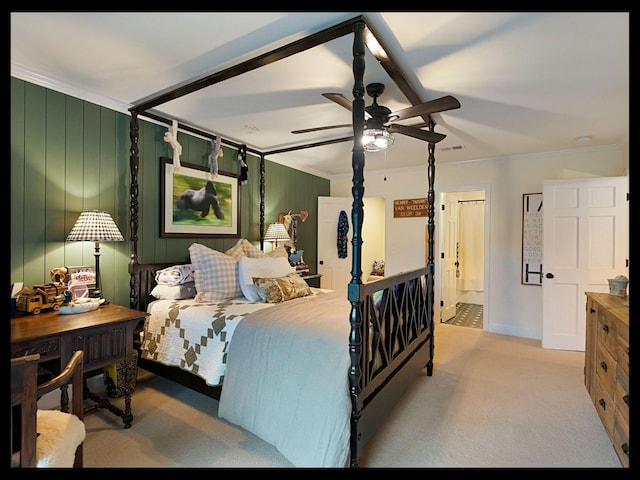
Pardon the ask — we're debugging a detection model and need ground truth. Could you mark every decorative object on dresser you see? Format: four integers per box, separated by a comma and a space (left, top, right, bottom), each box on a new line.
66, 210, 125, 300
15, 283, 67, 315
584, 292, 629, 467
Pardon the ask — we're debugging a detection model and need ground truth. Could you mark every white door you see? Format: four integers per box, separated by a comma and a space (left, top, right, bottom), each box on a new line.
439, 193, 459, 322
317, 197, 353, 295
542, 176, 628, 350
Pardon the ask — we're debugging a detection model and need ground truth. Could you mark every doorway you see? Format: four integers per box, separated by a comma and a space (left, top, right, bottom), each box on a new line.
437, 188, 489, 329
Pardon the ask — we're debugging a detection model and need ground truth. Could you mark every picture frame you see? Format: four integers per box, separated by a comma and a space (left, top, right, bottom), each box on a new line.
65, 266, 96, 289
521, 193, 543, 285
160, 157, 240, 238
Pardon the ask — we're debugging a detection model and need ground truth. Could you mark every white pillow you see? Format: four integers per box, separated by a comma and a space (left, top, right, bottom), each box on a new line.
189, 243, 243, 302
150, 282, 196, 300
238, 255, 295, 302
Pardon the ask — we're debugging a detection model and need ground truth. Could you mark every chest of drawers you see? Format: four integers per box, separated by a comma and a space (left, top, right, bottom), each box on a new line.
584, 292, 629, 467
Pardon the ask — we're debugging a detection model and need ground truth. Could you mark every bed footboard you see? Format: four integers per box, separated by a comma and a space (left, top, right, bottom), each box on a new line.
350, 267, 434, 466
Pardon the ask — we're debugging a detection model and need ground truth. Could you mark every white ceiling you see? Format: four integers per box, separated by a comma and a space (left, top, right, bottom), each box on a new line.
11, 11, 629, 178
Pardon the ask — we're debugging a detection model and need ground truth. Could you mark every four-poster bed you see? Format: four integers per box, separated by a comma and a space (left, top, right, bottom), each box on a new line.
127, 16, 440, 468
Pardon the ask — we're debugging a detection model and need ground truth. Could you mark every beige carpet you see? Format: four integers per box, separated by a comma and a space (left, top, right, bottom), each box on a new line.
74, 323, 622, 469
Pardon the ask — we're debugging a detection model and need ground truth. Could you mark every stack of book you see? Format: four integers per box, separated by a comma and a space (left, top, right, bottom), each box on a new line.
294, 263, 309, 276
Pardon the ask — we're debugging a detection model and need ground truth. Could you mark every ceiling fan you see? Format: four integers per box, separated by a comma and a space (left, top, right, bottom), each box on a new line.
292, 83, 461, 150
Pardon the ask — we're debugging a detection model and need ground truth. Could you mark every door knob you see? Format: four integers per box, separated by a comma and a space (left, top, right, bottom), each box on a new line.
319, 260, 324, 265
545, 273, 554, 279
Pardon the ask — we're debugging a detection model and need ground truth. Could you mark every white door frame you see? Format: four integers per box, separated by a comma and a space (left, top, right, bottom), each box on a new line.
435, 184, 491, 329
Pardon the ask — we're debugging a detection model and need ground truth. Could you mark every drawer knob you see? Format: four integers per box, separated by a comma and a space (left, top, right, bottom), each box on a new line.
602, 324, 609, 334
590, 308, 596, 313
600, 361, 608, 373
599, 398, 607, 410
621, 443, 629, 456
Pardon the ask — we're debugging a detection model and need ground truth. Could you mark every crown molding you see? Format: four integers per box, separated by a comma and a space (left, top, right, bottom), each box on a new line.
11, 63, 133, 115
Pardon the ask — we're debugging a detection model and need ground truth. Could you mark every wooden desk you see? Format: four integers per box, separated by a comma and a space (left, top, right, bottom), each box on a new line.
11, 304, 146, 429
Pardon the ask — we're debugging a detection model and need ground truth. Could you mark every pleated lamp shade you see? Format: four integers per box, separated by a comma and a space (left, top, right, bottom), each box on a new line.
66, 210, 124, 242
264, 223, 290, 247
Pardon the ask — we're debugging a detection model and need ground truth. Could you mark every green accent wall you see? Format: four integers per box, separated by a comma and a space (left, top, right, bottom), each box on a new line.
10, 78, 329, 307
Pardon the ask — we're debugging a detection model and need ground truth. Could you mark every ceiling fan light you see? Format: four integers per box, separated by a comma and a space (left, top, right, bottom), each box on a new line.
362, 128, 394, 152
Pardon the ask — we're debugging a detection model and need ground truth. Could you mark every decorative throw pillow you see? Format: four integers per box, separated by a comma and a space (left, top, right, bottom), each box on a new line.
189, 243, 243, 302
238, 256, 295, 302
225, 238, 288, 260
253, 272, 312, 303
225, 238, 253, 260
150, 282, 196, 300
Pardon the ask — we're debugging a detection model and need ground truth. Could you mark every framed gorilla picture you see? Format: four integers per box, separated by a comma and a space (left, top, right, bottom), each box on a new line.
160, 157, 240, 238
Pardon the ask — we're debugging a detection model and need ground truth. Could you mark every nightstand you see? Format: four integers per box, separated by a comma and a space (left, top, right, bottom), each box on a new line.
301, 274, 322, 288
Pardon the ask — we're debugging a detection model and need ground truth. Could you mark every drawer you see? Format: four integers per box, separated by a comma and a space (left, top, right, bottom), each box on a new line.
616, 336, 629, 376
594, 375, 615, 438
71, 325, 130, 370
10, 336, 61, 360
613, 409, 630, 468
595, 339, 617, 395
596, 311, 617, 356
615, 367, 629, 425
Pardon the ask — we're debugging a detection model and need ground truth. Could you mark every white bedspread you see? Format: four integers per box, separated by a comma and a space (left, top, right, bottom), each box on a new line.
218, 289, 352, 468
142, 298, 274, 386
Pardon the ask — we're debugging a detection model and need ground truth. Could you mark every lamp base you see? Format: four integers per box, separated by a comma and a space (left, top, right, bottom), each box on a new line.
89, 289, 109, 304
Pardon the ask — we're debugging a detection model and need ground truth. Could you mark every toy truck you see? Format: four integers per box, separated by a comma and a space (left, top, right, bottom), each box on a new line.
16, 283, 67, 315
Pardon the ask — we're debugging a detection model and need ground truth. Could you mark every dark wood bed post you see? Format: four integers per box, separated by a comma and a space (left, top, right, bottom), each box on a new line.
348, 19, 366, 469
128, 110, 140, 310
426, 122, 436, 374
259, 153, 265, 250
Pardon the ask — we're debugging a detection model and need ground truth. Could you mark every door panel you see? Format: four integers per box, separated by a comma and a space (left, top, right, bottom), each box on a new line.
441, 194, 459, 321
542, 176, 628, 350
317, 197, 353, 295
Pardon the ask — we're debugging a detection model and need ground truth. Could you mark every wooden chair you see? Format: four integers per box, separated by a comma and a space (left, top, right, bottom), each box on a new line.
11, 350, 86, 468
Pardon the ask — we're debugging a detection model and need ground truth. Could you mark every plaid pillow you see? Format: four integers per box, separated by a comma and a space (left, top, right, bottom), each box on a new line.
225, 238, 289, 259
225, 238, 253, 259
189, 243, 243, 302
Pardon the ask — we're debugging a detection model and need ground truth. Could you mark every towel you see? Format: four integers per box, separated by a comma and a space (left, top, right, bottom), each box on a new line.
155, 264, 194, 286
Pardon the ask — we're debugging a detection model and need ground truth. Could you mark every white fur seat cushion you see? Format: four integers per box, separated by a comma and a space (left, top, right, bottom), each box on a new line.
35, 409, 86, 468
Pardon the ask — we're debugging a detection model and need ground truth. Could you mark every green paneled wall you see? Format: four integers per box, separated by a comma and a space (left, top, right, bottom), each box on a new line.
10, 78, 329, 307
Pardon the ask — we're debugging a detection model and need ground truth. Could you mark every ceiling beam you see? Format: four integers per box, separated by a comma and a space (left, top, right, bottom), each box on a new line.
131, 15, 365, 114
130, 14, 427, 156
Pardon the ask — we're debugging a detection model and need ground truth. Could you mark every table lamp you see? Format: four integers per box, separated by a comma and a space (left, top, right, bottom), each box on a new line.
66, 210, 124, 300
263, 222, 291, 248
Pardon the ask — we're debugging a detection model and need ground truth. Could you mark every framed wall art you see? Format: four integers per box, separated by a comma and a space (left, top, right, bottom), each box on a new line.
521, 192, 543, 285
160, 157, 240, 238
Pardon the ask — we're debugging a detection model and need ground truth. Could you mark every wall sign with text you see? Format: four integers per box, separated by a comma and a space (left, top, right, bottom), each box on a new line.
521, 193, 543, 285
393, 198, 428, 218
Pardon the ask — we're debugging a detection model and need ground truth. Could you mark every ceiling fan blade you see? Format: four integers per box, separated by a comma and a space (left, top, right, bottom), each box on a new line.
291, 124, 352, 134
322, 93, 353, 111
388, 124, 446, 143
391, 95, 461, 122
